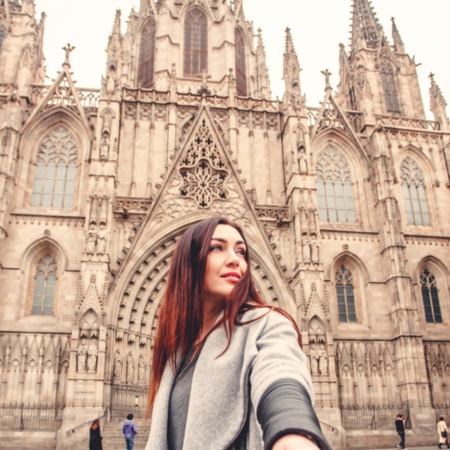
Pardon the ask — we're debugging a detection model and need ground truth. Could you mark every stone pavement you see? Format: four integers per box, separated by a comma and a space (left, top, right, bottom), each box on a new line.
370, 446, 440, 450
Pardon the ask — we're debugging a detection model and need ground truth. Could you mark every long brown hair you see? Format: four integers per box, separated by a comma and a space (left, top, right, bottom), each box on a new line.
147, 217, 300, 412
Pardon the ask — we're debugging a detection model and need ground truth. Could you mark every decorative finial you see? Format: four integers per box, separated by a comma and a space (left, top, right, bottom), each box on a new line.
321, 69, 332, 90
62, 43, 75, 68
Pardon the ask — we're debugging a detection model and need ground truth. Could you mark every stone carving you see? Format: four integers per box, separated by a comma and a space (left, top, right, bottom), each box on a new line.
87, 344, 98, 373
318, 344, 328, 376
114, 350, 122, 380
76, 340, 88, 372
126, 352, 134, 384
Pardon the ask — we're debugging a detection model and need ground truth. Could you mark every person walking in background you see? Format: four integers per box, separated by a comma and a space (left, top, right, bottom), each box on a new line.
437, 416, 450, 449
395, 413, 406, 450
123, 413, 138, 450
89, 419, 103, 450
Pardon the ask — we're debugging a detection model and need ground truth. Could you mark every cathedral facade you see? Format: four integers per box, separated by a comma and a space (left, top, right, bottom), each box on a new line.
0, 0, 449, 448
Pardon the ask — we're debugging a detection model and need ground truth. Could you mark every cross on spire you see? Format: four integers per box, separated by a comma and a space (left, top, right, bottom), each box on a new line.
62, 43, 75, 68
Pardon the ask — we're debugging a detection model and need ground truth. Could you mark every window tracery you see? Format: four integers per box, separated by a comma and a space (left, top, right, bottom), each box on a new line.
400, 156, 430, 226
380, 61, 401, 114
31, 126, 78, 209
335, 264, 357, 323
31, 254, 57, 316
138, 17, 156, 88
235, 28, 247, 96
420, 268, 442, 324
316, 147, 355, 223
184, 8, 207, 78
179, 119, 228, 208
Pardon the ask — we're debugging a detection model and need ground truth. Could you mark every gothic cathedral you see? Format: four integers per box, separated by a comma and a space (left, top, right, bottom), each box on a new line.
0, 0, 449, 449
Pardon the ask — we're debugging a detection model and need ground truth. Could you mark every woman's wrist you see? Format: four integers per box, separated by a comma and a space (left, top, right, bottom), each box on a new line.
272, 432, 320, 449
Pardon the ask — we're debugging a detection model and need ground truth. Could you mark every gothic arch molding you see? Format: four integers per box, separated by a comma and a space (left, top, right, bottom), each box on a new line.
17, 108, 90, 212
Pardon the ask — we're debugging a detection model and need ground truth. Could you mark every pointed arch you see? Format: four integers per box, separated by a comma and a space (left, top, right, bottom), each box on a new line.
138, 16, 156, 88
183, 7, 208, 78
316, 144, 356, 223
416, 257, 449, 325
400, 155, 431, 226
235, 27, 247, 96
329, 252, 370, 327
19, 237, 68, 319
18, 109, 90, 213
30, 125, 78, 209
380, 60, 401, 114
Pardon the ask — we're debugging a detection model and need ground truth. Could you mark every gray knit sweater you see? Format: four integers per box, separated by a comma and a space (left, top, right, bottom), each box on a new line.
146, 308, 327, 450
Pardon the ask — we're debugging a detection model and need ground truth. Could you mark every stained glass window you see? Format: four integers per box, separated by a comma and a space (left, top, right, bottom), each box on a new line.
31, 255, 57, 316
316, 147, 355, 223
336, 265, 357, 322
235, 28, 247, 96
420, 269, 442, 324
31, 126, 77, 209
184, 8, 207, 78
380, 61, 401, 114
138, 17, 156, 88
0, 25, 5, 51
400, 156, 430, 226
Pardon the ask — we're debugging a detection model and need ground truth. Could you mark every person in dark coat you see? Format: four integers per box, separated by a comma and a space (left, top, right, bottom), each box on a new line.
89, 419, 103, 450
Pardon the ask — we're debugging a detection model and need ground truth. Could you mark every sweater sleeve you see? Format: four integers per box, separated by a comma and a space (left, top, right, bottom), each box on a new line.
257, 378, 331, 450
248, 310, 330, 449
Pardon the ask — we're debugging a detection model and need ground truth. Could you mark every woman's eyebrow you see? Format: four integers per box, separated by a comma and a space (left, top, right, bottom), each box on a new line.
211, 237, 246, 246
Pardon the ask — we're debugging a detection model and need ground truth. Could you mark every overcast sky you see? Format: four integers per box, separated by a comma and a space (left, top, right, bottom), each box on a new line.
35, 0, 449, 120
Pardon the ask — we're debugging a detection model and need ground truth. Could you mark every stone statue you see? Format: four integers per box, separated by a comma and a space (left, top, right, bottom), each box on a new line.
76, 341, 88, 372
138, 355, 146, 383
113, 350, 122, 380
85, 225, 97, 254
310, 345, 319, 376
302, 236, 311, 262
298, 147, 308, 174
96, 225, 108, 254
126, 352, 134, 384
311, 237, 319, 263
99, 133, 110, 161
87, 344, 98, 373
318, 345, 329, 376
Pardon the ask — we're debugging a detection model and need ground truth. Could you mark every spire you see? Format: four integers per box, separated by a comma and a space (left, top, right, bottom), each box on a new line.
283, 27, 302, 111
350, 0, 383, 51
110, 9, 121, 41
255, 28, 271, 99
391, 17, 404, 53
429, 73, 449, 130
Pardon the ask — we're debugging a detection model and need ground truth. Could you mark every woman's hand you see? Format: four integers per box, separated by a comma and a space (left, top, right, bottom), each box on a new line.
273, 433, 319, 450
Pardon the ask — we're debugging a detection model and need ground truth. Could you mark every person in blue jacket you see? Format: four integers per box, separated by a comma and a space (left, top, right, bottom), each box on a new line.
123, 413, 138, 450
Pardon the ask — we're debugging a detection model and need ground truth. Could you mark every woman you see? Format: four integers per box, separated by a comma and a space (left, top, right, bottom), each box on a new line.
89, 419, 103, 450
437, 416, 449, 449
145, 217, 331, 450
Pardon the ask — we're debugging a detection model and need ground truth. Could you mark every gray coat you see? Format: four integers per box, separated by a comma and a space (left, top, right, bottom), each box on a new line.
145, 308, 315, 450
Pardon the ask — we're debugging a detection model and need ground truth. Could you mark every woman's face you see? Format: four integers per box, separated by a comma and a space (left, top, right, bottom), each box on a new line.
203, 224, 248, 305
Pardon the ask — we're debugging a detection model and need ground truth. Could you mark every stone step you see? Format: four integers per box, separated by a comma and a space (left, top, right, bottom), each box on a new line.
100, 418, 151, 450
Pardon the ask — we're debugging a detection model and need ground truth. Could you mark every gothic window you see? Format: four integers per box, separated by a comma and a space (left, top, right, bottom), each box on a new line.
349, 87, 357, 111
31, 126, 78, 209
420, 269, 442, 324
179, 119, 228, 208
335, 265, 357, 322
400, 156, 430, 226
31, 254, 57, 316
235, 28, 247, 96
138, 17, 156, 88
380, 61, 401, 114
316, 147, 356, 223
0, 24, 5, 51
184, 8, 207, 78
